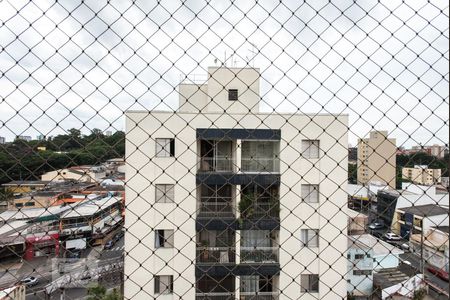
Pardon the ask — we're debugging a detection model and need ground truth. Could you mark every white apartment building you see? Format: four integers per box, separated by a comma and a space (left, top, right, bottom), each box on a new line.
124, 66, 348, 299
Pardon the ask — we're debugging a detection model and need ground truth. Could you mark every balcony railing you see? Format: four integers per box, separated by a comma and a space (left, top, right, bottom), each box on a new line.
241, 158, 279, 173
241, 201, 279, 218
197, 247, 236, 263
199, 157, 233, 172
198, 201, 234, 218
196, 293, 235, 300
240, 292, 279, 300
240, 247, 278, 263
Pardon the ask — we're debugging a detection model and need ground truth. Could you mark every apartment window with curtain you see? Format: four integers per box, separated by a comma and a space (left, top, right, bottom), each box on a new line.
300, 229, 319, 247
301, 140, 320, 159
155, 229, 174, 248
154, 275, 173, 294
155, 184, 175, 203
156, 138, 175, 157
301, 184, 319, 203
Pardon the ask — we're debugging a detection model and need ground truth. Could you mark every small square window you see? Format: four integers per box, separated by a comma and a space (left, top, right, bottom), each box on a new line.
228, 89, 238, 101
301, 274, 319, 293
156, 138, 175, 157
300, 229, 319, 247
154, 275, 173, 294
302, 140, 320, 159
155, 184, 175, 203
155, 229, 174, 248
301, 184, 319, 203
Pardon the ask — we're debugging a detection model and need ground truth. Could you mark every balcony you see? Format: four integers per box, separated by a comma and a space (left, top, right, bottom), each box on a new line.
240, 292, 279, 300
199, 157, 233, 172
240, 247, 278, 263
198, 201, 234, 218
240, 185, 279, 219
197, 247, 236, 264
199, 140, 234, 172
241, 141, 279, 173
196, 293, 235, 300
241, 158, 279, 173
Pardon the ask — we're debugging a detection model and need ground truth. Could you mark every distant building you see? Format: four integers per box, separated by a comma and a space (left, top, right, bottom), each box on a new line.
392, 204, 449, 239
41, 166, 106, 183
17, 136, 32, 142
347, 234, 404, 298
0, 136, 5, 144
375, 183, 449, 235
37, 134, 45, 141
410, 226, 449, 273
402, 165, 441, 185
357, 131, 396, 189
2, 180, 51, 194
426, 144, 446, 158
105, 130, 112, 136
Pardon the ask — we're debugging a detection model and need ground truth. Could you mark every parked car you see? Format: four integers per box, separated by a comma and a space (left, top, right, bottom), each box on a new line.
21, 276, 39, 287
383, 232, 402, 241
400, 243, 410, 251
427, 267, 449, 282
104, 240, 114, 250
368, 221, 384, 230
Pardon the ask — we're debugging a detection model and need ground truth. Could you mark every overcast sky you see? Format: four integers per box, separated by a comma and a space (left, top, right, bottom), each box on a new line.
0, 0, 448, 148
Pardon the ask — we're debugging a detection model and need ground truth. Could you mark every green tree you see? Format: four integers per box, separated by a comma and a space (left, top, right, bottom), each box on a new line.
86, 284, 121, 300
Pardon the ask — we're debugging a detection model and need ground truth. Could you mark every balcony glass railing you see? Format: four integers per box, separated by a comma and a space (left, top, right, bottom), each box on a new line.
197, 247, 236, 263
198, 201, 234, 218
240, 247, 278, 263
199, 157, 233, 172
241, 158, 279, 173
240, 292, 279, 300
241, 202, 279, 218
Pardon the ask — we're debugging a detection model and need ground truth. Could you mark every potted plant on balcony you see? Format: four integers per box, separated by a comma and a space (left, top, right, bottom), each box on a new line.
238, 193, 255, 220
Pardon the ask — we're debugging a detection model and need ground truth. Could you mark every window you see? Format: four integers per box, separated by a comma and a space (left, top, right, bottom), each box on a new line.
347, 253, 351, 259
156, 138, 175, 157
25, 202, 35, 207
301, 274, 319, 293
155, 184, 175, 203
154, 275, 173, 294
302, 140, 320, 159
228, 89, 238, 101
354, 254, 364, 260
300, 229, 319, 247
155, 230, 174, 248
301, 184, 319, 203
353, 270, 372, 276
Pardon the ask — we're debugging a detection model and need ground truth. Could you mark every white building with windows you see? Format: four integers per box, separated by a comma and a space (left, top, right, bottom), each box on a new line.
124, 66, 348, 299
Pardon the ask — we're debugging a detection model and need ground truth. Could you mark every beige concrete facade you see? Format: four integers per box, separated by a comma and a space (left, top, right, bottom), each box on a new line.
357, 130, 396, 189
402, 165, 441, 185
124, 67, 348, 299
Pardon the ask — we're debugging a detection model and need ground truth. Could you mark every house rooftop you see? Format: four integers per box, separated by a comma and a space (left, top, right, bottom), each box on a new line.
398, 204, 448, 217
60, 195, 121, 218
373, 265, 417, 289
433, 226, 449, 233
2, 180, 51, 186
349, 234, 403, 256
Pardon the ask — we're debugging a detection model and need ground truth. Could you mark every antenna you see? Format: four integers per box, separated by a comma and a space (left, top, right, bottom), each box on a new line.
248, 42, 258, 67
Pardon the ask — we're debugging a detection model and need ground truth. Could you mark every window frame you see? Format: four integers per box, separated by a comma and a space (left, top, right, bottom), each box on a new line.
154, 275, 173, 294
300, 229, 319, 248
155, 184, 175, 203
155, 138, 175, 157
228, 89, 238, 101
301, 140, 320, 159
301, 184, 319, 203
155, 229, 174, 248
300, 274, 319, 293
